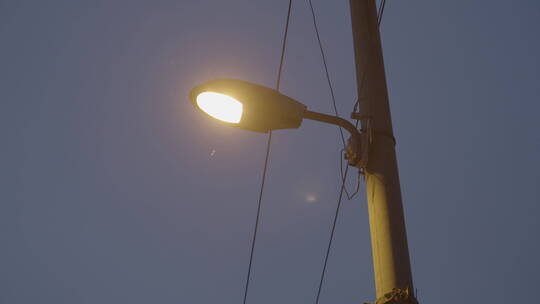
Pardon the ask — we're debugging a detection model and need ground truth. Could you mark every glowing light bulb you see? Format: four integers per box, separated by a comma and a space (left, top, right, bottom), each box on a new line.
196, 92, 243, 123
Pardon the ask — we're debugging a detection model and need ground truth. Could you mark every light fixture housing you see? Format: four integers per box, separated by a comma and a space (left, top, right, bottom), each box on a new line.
190, 78, 367, 168
190, 78, 307, 133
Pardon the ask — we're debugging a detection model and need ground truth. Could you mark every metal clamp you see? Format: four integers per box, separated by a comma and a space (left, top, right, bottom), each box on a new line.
344, 112, 372, 169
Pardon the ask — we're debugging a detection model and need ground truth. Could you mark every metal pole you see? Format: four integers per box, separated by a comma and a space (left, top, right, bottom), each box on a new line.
349, 1, 417, 303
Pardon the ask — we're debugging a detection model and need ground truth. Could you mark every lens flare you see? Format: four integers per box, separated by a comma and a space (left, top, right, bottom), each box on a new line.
196, 92, 243, 123
305, 193, 317, 203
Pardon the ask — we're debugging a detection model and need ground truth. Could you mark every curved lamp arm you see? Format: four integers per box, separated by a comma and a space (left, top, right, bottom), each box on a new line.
303, 110, 360, 137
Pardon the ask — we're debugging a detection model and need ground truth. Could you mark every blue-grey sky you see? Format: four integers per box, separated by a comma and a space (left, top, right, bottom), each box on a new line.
2, 1, 539, 303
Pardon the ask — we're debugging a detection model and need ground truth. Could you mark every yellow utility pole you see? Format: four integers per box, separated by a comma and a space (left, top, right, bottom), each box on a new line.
349, 1, 418, 303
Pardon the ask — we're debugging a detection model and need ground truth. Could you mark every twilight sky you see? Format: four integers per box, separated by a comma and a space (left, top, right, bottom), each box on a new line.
2, 1, 539, 303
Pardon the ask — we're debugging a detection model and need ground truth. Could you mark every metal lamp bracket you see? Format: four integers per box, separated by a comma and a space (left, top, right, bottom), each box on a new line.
344, 112, 372, 169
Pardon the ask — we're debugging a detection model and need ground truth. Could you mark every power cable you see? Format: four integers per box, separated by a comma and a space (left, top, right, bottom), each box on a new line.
314, 164, 349, 304
378, 0, 387, 25
242, 1, 292, 304
276, 0, 293, 91
306, 0, 354, 302
307, 0, 347, 148
307, 0, 359, 201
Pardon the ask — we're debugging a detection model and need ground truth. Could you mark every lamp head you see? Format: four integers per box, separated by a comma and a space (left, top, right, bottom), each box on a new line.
190, 78, 307, 133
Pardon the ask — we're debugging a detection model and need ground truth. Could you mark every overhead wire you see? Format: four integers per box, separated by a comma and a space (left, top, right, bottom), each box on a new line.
308, 0, 361, 201
241, 1, 293, 304
314, 163, 350, 304
378, 0, 387, 25
306, 1, 354, 302
311, 1, 389, 303
307, 0, 347, 148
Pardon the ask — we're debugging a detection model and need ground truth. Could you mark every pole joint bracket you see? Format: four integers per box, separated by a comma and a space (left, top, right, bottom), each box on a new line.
364, 287, 418, 304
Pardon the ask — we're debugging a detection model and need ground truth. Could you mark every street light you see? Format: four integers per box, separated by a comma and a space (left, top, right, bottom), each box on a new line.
190, 78, 367, 167
189, 1, 418, 302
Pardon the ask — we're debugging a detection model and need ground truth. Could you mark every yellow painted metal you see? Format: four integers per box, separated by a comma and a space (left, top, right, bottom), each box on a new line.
349, 0, 416, 301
